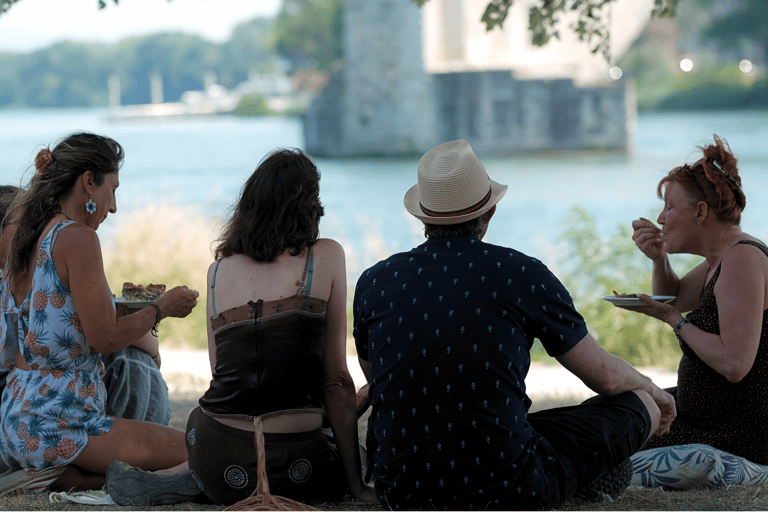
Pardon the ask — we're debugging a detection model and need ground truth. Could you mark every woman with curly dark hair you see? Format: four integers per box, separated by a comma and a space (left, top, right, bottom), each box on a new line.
626, 134, 768, 463
108, 149, 376, 508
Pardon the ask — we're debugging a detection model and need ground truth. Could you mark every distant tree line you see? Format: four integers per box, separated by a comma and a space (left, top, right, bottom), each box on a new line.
0, 0, 345, 109
0, 18, 276, 108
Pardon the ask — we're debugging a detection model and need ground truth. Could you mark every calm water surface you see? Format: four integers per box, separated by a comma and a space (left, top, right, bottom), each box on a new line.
1, 108, 766, 280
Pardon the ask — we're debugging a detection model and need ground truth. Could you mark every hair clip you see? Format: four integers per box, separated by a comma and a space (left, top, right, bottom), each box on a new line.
709, 159, 742, 191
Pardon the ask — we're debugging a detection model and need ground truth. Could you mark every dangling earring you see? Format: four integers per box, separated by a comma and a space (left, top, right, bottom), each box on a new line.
86, 198, 96, 214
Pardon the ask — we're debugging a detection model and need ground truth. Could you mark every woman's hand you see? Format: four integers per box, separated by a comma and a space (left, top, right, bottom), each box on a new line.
632, 217, 665, 262
151, 350, 162, 369
155, 286, 199, 319
356, 383, 370, 418
616, 294, 679, 326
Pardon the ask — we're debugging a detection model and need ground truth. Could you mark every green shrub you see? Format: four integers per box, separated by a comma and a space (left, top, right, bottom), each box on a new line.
540, 206, 700, 369
234, 94, 273, 116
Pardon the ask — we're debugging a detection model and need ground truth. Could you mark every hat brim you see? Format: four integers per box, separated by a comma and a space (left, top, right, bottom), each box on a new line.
404, 179, 508, 225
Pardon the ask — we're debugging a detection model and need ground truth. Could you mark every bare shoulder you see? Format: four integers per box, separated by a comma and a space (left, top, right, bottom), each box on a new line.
54, 223, 100, 254
206, 259, 219, 280
727, 237, 768, 258
313, 238, 345, 259
722, 238, 768, 273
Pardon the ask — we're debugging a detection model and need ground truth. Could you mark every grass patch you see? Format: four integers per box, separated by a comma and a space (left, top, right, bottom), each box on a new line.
103, 203, 218, 350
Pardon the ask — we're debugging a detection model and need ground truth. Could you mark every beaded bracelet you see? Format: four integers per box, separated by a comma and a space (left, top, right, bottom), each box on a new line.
149, 302, 162, 337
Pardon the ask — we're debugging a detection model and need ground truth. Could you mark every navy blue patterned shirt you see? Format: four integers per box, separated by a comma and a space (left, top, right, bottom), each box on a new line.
353, 236, 588, 510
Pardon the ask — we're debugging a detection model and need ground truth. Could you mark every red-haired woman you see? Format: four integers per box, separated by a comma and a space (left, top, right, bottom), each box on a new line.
627, 134, 768, 463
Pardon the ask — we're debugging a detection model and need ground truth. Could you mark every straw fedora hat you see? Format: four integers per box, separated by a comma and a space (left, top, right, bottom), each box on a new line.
404, 140, 507, 225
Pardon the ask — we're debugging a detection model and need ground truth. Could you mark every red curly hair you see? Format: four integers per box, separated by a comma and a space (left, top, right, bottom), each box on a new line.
657, 134, 746, 224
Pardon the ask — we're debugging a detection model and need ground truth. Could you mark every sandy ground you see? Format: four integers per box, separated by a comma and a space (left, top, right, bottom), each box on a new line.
159, 348, 679, 399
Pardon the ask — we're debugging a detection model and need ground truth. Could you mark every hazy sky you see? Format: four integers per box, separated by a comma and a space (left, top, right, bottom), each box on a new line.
0, 0, 281, 52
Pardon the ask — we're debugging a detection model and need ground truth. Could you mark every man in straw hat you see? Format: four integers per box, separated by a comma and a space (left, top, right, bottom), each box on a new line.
352, 140, 676, 510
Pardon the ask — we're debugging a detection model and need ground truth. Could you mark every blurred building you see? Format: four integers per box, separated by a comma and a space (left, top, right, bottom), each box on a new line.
304, 0, 654, 157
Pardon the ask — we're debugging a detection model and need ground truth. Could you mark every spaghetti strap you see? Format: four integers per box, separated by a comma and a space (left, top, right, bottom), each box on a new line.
211, 260, 223, 317
737, 240, 768, 258
296, 249, 314, 297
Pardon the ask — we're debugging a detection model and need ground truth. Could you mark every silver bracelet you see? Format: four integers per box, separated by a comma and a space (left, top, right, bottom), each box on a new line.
673, 316, 689, 338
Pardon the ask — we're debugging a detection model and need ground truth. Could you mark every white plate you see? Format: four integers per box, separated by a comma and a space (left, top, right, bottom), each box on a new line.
115, 297, 156, 309
602, 295, 675, 307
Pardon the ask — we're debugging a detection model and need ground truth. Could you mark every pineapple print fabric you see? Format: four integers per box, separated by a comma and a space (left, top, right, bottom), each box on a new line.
0, 221, 114, 472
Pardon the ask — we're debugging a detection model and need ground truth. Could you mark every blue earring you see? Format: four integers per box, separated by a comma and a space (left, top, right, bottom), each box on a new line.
86, 199, 96, 214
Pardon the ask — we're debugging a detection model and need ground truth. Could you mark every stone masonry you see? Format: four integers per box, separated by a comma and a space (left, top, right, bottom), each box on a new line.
304, 0, 634, 157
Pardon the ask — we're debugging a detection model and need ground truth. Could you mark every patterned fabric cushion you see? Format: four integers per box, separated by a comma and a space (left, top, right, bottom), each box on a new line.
631, 444, 768, 489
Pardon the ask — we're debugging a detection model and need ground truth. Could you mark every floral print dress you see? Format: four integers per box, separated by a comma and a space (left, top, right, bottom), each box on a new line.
0, 221, 114, 473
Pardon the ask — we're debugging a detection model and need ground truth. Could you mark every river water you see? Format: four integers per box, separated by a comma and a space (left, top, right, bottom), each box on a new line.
1, 107, 766, 281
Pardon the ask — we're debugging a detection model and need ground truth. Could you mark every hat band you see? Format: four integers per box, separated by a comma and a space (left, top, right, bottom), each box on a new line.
419, 187, 492, 218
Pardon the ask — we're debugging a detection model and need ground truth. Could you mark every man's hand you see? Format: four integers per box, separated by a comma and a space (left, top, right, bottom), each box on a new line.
650, 386, 676, 437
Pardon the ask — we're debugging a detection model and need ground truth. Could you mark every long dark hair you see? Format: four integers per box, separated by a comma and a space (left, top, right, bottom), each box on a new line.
7, 132, 124, 282
215, 148, 324, 263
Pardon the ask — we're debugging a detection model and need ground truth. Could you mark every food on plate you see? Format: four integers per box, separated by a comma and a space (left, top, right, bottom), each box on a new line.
121, 282, 166, 302
612, 290, 639, 298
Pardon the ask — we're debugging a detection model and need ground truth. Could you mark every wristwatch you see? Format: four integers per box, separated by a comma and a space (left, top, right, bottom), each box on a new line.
673, 316, 689, 338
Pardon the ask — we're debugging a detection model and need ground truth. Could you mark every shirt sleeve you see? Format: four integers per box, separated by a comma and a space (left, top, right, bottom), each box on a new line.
352, 274, 369, 362
526, 259, 589, 358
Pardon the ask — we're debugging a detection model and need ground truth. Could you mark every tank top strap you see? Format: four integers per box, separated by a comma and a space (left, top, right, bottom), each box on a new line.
738, 240, 768, 258
296, 248, 314, 297
49, 220, 75, 250
210, 259, 223, 317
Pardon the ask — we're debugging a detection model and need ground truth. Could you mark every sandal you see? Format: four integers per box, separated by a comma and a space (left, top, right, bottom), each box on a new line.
0, 466, 66, 497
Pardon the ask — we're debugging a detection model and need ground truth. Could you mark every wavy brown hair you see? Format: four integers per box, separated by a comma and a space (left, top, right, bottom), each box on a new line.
7, 133, 124, 282
215, 148, 324, 263
658, 134, 746, 224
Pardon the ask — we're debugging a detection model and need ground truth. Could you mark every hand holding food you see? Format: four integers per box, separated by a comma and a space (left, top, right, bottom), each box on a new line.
154, 285, 199, 319
631, 217, 665, 261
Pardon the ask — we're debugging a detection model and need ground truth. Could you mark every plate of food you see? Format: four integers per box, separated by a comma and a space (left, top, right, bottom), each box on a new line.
116, 282, 166, 309
602, 291, 675, 307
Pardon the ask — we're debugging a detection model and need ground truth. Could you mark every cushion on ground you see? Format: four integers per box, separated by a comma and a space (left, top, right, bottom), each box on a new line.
631, 443, 768, 489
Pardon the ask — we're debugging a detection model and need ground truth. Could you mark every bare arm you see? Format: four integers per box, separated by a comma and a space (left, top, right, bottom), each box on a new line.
673, 245, 764, 382
632, 217, 705, 313
116, 303, 161, 365
632, 217, 679, 296
320, 241, 373, 501
54, 224, 198, 355
556, 334, 676, 436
